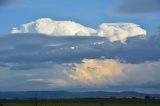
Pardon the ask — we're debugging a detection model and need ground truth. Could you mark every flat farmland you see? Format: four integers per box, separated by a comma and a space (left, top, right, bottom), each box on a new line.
0, 98, 160, 106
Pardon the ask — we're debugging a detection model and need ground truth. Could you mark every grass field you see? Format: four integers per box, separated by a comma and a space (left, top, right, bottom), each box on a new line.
0, 98, 160, 106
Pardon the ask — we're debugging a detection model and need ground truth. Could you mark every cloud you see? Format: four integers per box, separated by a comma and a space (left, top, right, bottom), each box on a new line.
69, 59, 160, 87
0, 33, 160, 71
0, 61, 71, 91
97, 23, 146, 42
116, 0, 160, 14
0, 33, 160, 92
12, 18, 97, 36
11, 18, 146, 42
1, 58, 160, 92
69, 59, 124, 85
28, 79, 69, 88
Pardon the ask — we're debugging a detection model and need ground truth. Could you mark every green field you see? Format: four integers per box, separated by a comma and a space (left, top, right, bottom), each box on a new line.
0, 98, 160, 106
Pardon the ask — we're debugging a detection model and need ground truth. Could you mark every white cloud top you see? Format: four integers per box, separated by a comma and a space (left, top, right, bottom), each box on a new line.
97, 23, 147, 42
12, 18, 147, 42
12, 18, 96, 36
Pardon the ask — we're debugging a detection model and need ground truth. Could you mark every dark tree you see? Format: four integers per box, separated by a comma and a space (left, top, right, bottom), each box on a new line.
145, 96, 150, 100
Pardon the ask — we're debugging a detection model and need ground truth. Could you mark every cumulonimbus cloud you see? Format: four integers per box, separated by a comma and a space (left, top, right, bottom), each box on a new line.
11, 18, 146, 42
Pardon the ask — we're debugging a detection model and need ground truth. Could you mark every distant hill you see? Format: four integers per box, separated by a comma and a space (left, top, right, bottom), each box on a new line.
0, 91, 160, 100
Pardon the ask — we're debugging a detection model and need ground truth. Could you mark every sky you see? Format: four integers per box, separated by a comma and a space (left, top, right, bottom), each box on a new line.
0, 0, 160, 93
0, 0, 160, 35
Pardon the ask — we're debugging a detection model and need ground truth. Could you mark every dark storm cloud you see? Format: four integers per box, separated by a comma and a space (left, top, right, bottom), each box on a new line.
0, 33, 160, 70
116, 0, 160, 14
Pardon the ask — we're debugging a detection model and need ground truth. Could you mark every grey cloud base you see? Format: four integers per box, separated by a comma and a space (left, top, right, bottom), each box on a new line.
0, 33, 159, 67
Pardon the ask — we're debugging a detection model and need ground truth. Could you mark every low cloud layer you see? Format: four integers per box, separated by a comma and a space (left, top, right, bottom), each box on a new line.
12, 18, 146, 42
0, 33, 160, 92
116, 0, 160, 14
68, 59, 160, 89
0, 33, 160, 68
69, 59, 124, 85
1, 58, 160, 93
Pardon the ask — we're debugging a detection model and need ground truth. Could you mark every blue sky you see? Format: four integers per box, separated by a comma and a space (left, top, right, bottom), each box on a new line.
0, 0, 160, 35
